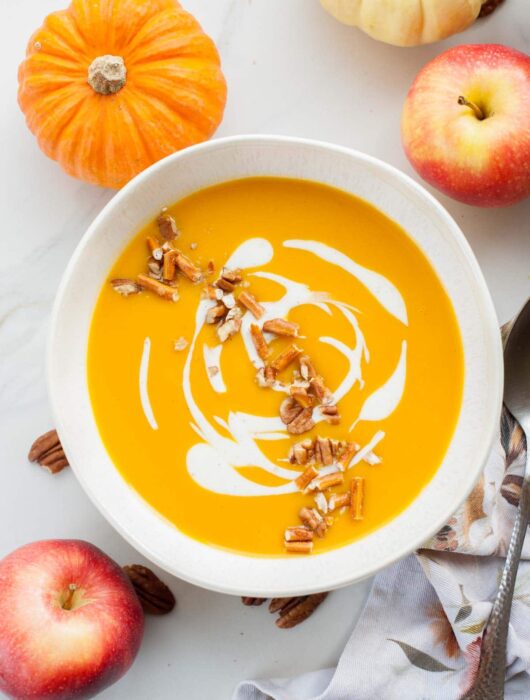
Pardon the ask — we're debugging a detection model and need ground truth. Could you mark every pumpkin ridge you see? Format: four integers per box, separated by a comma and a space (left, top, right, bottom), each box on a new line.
126, 33, 221, 66
26, 90, 92, 161
106, 98, 155, 184
70, 0, 174, 53
129, 60, 225, 90
57, 96, 115, 184
123, 86, 205, 145
117, 93, 157, 163
123, 8, 217, 64
21, 54, 87, 85
58, 120, 95, 184
19, 81, 88, 120
84, 97, 120, 186
126, 38, 218, 66
104, 0, 178, 51
41, 11, 92, 62
69, 0, 113, 54
127, 75, 225, 135
31, 46, 84, 69
130, 72, 225, 133
125, 93, 212, 161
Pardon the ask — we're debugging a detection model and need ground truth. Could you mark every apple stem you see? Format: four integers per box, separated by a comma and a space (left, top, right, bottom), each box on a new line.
62, 583, 77, 611
458, 96, 485, 121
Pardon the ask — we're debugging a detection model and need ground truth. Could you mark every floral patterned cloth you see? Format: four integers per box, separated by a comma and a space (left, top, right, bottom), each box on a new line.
234, 408, 529, 700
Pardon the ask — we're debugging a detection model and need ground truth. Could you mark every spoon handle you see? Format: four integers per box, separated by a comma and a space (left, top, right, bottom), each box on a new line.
464, 475, 530, 700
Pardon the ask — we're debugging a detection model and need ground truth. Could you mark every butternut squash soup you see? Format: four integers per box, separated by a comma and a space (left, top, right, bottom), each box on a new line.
88, 177, 464, 556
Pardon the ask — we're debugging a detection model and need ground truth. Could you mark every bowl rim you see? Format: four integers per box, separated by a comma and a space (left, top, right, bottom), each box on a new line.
48, 134, 503, 596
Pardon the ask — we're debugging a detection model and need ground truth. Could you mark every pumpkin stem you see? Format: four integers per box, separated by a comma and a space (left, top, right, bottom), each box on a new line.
88, 55, 126, 95
457, 96, 485, 121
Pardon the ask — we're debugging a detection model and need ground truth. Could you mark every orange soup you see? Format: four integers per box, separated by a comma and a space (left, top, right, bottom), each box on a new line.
88, 177, 464, 556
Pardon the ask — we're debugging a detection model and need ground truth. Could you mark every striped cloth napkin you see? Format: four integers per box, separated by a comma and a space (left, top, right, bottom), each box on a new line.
234, 405, 529, 699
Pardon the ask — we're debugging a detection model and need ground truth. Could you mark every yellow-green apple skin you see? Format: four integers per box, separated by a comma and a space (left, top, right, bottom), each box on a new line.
402, 44, 530, 207
0, 540, 144, 699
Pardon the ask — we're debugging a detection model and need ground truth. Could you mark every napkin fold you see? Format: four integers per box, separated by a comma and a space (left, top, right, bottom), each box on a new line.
234, 406, 529, 700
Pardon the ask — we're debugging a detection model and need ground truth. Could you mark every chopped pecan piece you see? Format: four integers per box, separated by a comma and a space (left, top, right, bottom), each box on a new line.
270, 593, 328, 629
264, 366, 277, 384
147, 259, 163, 279
221, 268, 243, 284
321, 404, 340, 425
241, 597, 266, 606
175, 251, 202, 283
262, 318, 299, 337
207, 260, 215, 275
237, 291, 265, 319
280, 397, 303, 425
250, 324, 270, 360
289, 438, 314, 466
157, 213, 179, 241
330, 439, 346, 459
215, 267, 242, 292
111, 278, 141, 296
271, 344, 303, 372
287, 407, 314, 435
203, 285, 223, 301
314, 437, 333, 465
28, 429, 69, 474
290, 385, 313, 408
123, 564, 176, 615
217, 307, 243, 343
299, 355, 317, 380
137, 274, 179, 301
299, 507, 327, 537
338, 442, 358, 468
256, 366, 277, 388
206, 303, 227, 324
218, 319, 241, 342
309, 376, 335, 405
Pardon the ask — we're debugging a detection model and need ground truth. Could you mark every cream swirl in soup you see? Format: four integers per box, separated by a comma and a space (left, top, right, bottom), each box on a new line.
139, 238, 408, 497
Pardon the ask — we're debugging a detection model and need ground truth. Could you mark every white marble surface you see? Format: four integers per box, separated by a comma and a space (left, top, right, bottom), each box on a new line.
1, 1, 529, 698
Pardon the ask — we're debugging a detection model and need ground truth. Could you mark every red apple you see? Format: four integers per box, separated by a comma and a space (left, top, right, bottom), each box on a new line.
402, 44, 530, 207
0, 540, 144, 699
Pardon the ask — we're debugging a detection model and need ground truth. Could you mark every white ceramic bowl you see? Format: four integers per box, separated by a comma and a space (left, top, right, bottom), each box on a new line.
49, 135, 502, 597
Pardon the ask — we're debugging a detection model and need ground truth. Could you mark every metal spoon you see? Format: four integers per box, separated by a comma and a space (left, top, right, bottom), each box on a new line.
464, 299, 530, 700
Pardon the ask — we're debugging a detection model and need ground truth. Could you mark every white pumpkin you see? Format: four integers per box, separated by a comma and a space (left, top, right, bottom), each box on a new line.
320, 0, 485, 47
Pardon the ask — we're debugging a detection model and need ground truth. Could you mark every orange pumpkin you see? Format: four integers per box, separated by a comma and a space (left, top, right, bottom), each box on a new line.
18, 0, 227, 189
